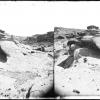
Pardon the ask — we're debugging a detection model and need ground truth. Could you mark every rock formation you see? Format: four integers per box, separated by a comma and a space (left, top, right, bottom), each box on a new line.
54, 26, 100, 96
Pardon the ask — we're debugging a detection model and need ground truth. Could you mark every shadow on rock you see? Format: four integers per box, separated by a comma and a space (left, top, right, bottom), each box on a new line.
0, 46, 9, 63
57, 48, 100, 69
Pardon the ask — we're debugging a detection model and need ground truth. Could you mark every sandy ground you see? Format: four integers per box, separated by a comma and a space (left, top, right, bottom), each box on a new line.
0, 40, 53, 99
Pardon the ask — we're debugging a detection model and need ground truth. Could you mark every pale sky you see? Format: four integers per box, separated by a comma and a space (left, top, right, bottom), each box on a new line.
0, 1, 100, 36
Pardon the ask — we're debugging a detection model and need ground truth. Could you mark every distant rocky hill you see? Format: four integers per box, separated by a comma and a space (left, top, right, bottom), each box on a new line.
0, 29, 54, 47
22, 31, 54, 45
54, 27, 85, 39
54, 26, 100, 40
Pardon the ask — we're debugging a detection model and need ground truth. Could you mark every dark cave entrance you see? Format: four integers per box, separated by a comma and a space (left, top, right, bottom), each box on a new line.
0, 46, 8, 63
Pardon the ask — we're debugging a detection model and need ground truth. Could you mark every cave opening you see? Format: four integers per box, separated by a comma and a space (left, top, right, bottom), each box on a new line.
0, 46, 8, 63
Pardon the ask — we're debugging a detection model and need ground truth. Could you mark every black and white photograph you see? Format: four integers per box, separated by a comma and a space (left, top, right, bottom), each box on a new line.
0, 2, 54, 99
1, 1, 100, 99
54, 1, 100, 99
